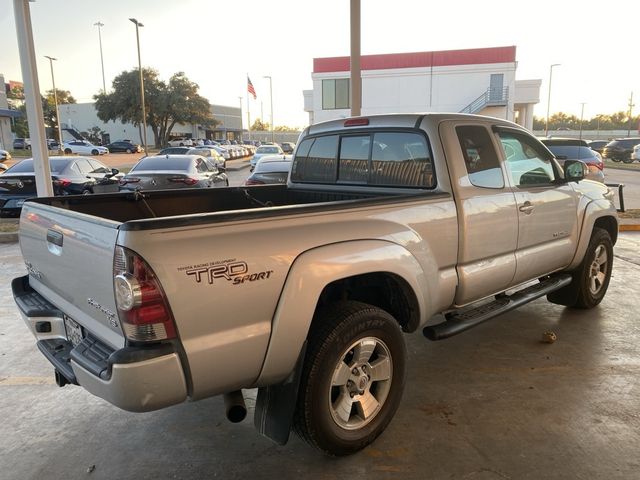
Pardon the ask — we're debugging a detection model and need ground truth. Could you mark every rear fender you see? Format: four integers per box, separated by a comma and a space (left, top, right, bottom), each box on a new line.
256, 240, 427, 385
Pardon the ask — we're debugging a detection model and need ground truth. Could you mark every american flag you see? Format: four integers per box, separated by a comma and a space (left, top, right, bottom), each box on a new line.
247, 76, 256, 100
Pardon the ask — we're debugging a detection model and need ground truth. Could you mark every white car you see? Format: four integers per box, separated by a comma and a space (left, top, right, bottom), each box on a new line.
167, 138, 194, 147
250, 144, 284, 170
631, 144, 640, 162
0, 149, 11, 161
63, 140, 109, 156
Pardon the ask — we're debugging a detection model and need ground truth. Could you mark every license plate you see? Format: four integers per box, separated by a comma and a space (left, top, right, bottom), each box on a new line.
64, 315, 84, 347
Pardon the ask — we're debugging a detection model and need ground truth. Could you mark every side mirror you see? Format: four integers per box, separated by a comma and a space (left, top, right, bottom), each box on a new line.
564, 160, 586, 182
217, 166, 226, 173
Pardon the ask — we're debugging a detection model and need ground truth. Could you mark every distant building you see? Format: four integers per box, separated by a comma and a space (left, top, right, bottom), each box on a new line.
0, 74, 22, 150
303, 46, 541, 131
58, 102, 245, 145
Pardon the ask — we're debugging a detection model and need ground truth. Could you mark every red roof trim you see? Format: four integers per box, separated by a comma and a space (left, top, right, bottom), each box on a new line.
313, 46, 516, 73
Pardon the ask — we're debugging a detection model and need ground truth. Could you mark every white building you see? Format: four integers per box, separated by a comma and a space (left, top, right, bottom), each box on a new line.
58, 102, 244, 145
303, 46, 541, 130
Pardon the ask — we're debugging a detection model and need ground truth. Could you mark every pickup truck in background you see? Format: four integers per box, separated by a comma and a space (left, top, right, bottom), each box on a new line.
13, 113, 618, 456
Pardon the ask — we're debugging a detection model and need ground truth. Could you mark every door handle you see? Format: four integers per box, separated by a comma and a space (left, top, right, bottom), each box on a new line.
519, 201, 534, 214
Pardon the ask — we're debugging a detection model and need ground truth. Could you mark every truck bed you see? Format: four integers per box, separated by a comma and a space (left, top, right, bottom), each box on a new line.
25, 184, 443, 230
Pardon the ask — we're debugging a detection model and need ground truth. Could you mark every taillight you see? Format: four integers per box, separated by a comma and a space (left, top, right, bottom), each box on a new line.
344, 118, 369, 127
119, 177, 140, 186
168, 176, 198, 185
244, 178, 265, 185
113, 246, 177, 342
53, 178, 72, 187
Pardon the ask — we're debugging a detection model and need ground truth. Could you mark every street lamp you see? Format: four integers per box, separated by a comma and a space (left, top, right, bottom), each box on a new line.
262, 75, 274, 143
579, 102, 586, 140
94, 21, 106, 93
44, 55, 63, 151
544, 63, 560, 137
129, 18, 148, 156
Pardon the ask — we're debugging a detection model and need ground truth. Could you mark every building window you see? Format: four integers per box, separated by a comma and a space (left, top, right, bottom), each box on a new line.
322, 79, 350, 110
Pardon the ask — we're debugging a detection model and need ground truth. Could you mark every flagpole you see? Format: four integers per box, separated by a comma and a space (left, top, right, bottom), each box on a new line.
247, 73, 251, 141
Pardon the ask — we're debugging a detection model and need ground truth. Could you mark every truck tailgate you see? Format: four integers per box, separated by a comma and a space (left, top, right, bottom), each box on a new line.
19, 202, 125, 349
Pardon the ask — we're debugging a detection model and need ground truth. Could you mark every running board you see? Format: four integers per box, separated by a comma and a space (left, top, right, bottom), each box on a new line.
423, 274, 573, 341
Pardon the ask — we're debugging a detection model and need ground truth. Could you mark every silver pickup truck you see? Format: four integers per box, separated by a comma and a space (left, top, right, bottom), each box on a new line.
13, 113, 618, 455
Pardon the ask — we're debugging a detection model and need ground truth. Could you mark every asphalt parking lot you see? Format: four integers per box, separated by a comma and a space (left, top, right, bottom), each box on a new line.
1, 232, 639, 479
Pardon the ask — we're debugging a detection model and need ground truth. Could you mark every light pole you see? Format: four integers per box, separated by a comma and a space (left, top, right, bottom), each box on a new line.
94, 21, 106, 93
44, 55, 63, 151
262, 75, 274, 143
579, 102, 586, 140
129, 18, 148, 156
238, 96, 243, 141
545, 63, 560, 137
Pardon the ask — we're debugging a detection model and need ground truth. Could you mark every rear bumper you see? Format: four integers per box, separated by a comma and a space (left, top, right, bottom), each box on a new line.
12, 275, 188, 412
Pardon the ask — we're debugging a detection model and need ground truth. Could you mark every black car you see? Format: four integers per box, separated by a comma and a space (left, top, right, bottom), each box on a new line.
587, 140, 608, 155
105, 141, 142, 153
602, 138, 640, 163
0, 156, 120, 217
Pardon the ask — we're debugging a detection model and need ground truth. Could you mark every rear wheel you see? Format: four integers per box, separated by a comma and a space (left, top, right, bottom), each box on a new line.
294, 301, 406, 456
64, 148, 72, 154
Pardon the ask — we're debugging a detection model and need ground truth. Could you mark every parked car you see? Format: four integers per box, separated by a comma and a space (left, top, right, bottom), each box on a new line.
602, 138, 640, 163
167, 138, 194, 147
105, 141, 142, 153
13, 138, 30, 150
0, 149, 11, 161
188, 147, 227, 169
540, 138, 604, 182
211, 145, 231, 161
63, 140, 109, 156
587, 140, 608, 155
0, 156, 120, 217
631, 144, 640, 162
280, 142, 296, 154
47, 139, 61, 151
118, 154, 228, 191
158, 147, 191, 155
250, 144, 284, 170
245, 155, 292, 185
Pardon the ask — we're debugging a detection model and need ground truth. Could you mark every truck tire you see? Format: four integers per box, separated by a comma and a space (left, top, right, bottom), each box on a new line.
293, 301, 406, 456
548, 227, 613, 309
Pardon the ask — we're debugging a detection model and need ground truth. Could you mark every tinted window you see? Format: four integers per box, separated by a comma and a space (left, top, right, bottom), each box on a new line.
75, 158, 93, 174
338, 135, 370, 183
291, 135, 338, 183
88, 159, 110, 174
498, 132, 556, 186
7, 158, 70, 174
132, 157, 192, 172
456, 125, 504, 188
370, 132, 433, 187
256, 146, 280, 154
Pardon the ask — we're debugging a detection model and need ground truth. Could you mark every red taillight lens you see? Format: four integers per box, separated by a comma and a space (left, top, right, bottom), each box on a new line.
119, 177, 140, 185
113, 246, 177, 342
53, 178, 72, 187
244, 178, 265, 185
168, 176, 198, 185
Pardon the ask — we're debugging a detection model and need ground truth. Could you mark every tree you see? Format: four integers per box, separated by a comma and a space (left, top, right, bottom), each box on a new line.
43, 89, 76, 140
250, 119, 269, 131
94, 69, 218, 147
80, 126, 106, 145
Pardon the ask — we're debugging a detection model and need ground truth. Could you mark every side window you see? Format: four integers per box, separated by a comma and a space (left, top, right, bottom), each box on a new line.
370, 132, 433, 187
338, 135, 370, 183
195, 158, 209, 173
291, 135, 338, 183
75, 158, 93, 174
497, 132, 556, 187
456, 125, 504, 189
88, 159, 109, 174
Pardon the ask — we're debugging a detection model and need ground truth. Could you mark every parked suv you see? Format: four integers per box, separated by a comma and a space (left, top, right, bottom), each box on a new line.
602, 138, 640, 163
540, 138, 604, 182
13, 138, 31, 150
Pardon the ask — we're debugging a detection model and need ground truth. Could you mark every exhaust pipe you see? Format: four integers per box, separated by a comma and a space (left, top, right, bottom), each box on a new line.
224, 390, 247, 423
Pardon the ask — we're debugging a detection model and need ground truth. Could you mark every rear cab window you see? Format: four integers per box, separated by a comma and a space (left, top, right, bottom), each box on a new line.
291, 130, 435, 188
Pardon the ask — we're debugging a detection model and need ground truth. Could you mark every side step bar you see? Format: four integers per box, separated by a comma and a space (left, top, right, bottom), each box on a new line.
423, 274, 572, 341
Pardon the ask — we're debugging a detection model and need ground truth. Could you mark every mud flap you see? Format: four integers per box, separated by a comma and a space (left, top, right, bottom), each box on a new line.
254, 341, 307, 445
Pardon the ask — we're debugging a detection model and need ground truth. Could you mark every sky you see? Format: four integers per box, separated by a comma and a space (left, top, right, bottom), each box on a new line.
1, 0, 639, 129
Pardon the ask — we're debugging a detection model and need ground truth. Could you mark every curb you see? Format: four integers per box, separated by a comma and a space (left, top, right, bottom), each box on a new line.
0, 232, 19, 243
619, 224, 640, 232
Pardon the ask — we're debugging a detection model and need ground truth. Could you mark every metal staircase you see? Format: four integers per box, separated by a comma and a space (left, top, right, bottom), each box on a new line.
460, 86, 509, 114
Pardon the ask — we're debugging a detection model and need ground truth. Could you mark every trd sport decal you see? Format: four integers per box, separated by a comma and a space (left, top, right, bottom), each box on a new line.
178, 259, 273, 286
